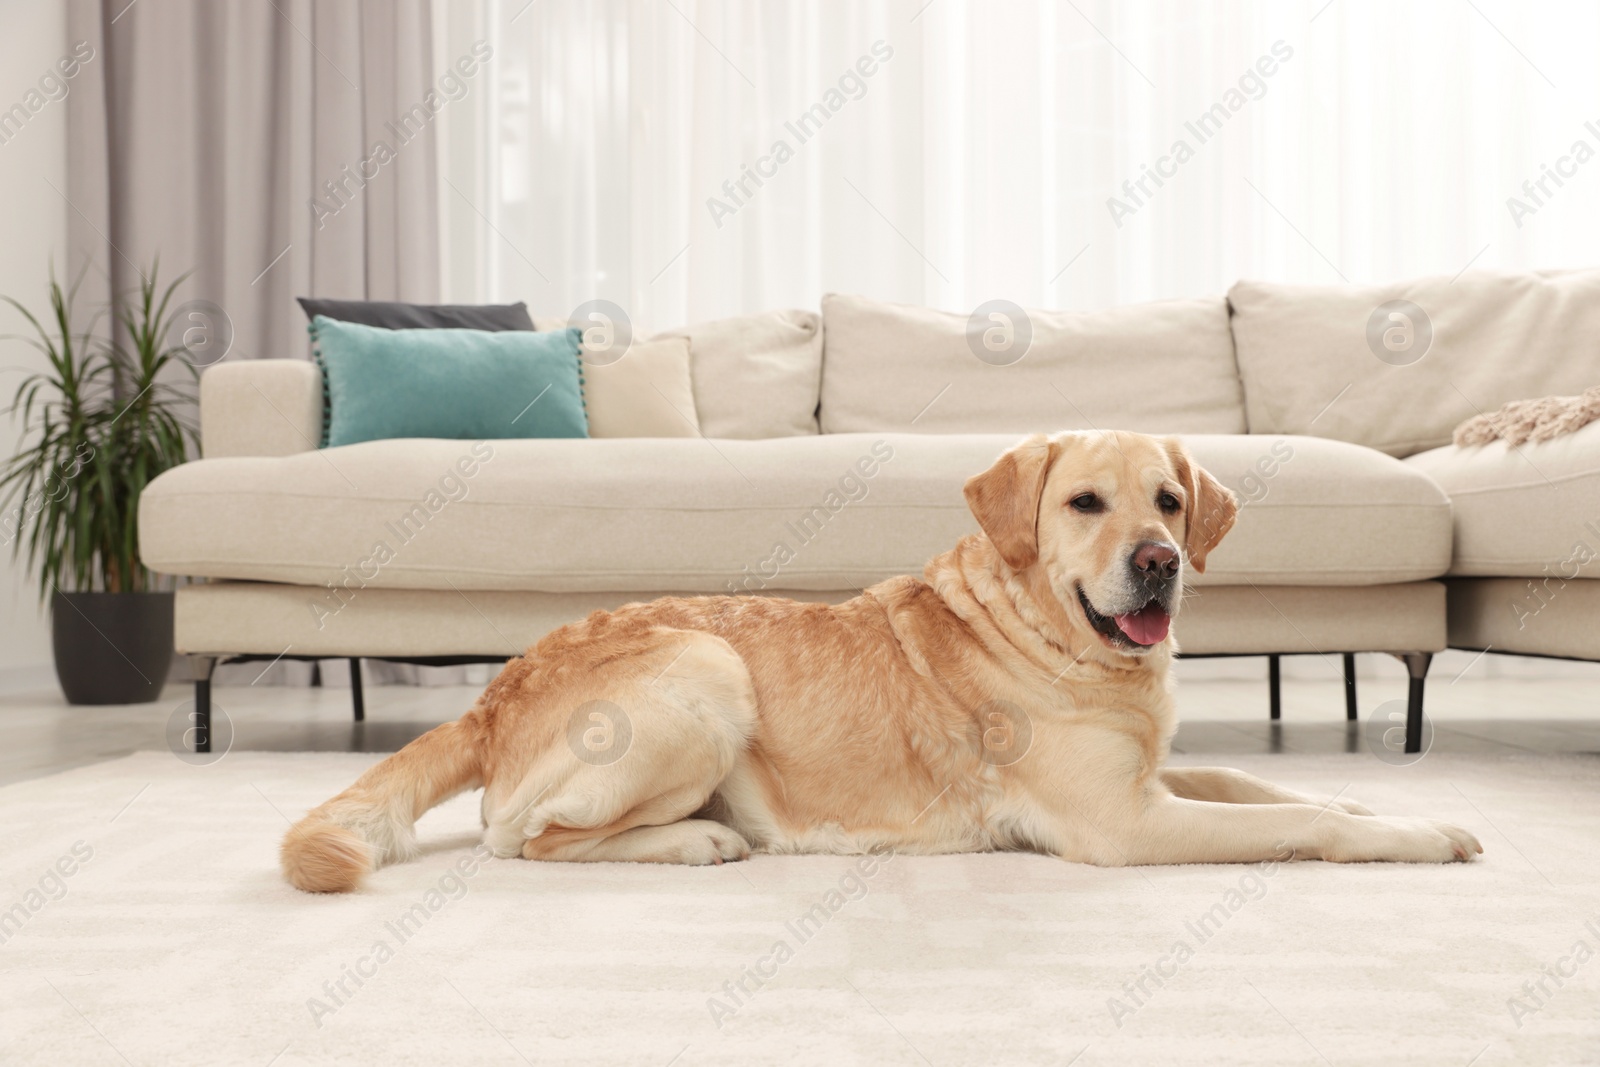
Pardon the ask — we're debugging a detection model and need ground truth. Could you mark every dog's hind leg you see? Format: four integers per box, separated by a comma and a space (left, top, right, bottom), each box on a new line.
483, 628, 758, 865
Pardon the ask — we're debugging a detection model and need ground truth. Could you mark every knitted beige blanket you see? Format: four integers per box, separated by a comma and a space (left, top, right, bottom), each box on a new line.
1453, 385, 1600, 447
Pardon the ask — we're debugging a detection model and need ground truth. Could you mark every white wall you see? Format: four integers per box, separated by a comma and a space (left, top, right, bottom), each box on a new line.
0, 0, 69, 685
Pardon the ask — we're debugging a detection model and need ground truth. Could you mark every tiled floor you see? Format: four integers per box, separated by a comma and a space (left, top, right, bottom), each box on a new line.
2, 651, 1597, 786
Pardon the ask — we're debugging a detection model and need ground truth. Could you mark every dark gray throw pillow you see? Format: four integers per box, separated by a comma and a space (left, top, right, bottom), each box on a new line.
295, 297, 535, 332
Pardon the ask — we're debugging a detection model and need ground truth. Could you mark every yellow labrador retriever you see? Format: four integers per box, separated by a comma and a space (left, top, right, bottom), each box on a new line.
282, 431, 1480, 892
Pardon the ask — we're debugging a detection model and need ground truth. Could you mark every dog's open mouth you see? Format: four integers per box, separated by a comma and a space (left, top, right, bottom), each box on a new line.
1077, 587, 1171, 649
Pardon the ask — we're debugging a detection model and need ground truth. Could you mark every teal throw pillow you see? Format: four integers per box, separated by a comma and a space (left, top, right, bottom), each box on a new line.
310, 316, 589, 446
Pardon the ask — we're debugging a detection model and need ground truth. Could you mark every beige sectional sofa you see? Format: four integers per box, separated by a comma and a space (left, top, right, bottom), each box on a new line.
139, 269, 1600, 753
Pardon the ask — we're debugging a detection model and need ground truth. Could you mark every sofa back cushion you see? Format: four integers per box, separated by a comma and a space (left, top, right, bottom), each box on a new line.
582, 337, 701, 438
652, 309, 822, 438
818, 294, 1245, 435
1228, 269, 1600, 457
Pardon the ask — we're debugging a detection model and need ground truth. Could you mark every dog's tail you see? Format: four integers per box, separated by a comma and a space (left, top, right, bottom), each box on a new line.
281, 712, 484, 893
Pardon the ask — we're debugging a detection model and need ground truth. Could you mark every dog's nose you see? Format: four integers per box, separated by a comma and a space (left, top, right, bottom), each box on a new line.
1131, 541, 1180, 581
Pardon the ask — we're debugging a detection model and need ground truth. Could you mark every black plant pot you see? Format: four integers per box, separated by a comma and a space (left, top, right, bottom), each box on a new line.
51, 591, 174, 705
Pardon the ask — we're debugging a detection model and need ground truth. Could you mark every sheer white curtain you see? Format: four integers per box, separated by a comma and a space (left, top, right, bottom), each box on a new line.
436, 0, 1600, 328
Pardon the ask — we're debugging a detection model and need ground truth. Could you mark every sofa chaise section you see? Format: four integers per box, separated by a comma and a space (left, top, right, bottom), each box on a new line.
1406, 420, 1600, 662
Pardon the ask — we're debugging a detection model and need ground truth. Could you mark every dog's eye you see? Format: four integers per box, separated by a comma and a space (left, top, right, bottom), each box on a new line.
1157, 492, 1181, 513
1069, 493, 1103, 513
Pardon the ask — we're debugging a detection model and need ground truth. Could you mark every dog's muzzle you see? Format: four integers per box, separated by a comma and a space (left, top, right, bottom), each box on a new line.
1077, 541, 1182, 649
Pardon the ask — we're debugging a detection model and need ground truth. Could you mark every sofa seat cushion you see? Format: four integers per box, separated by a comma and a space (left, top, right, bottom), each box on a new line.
1406, 420, 1600, 578
138, 433, 1449, 595
1182, 434, 1450, 585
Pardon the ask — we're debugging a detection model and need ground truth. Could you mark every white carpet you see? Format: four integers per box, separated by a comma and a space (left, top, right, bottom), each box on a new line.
1, 750, 1598, 1067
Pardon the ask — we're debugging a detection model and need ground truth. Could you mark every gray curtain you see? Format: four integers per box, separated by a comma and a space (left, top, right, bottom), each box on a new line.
67, 0, 452, 688
66, 0, 440, 364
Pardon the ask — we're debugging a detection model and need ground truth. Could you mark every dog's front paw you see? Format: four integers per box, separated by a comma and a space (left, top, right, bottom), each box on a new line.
1425, 819, 1483, 861
1323, 815, 1482, 863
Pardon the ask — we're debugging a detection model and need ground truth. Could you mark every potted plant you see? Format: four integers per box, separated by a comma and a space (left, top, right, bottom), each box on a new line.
1, 264, 199, 704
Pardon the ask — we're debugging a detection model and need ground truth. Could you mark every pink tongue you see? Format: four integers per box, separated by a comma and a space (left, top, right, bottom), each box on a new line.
1114, 605, 1171, 645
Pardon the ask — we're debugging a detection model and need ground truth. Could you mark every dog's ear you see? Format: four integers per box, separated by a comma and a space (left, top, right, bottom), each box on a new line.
964, 435, 1056, 571
1164, 439, 1238, 574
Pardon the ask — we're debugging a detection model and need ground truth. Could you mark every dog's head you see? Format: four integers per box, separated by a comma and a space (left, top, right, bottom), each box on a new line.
963, 431, 1238, 656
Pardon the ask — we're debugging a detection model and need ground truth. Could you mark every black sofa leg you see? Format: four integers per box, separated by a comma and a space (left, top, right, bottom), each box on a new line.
1268, 654, 1282, 720
350, 657, 365, 722
1401, 652, 1432, 754
190, 655, 218, 754
1343, 653, 1358, 722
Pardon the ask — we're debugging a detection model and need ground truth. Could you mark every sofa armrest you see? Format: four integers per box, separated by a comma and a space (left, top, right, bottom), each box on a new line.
200, 360, 323, 458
